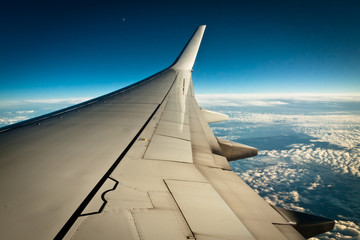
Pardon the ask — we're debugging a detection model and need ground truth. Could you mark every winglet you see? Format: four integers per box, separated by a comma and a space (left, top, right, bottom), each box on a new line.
171, 25, 206, 70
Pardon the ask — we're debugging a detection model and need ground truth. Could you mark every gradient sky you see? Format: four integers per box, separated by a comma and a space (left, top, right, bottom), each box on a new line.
1, 0, 359, 101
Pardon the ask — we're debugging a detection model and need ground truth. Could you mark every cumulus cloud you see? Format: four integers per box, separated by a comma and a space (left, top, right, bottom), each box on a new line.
290, 190, 300, 202
0, 115, 32, 126
310, 220, 360, 240
208, 95, 360, 239
234, 161, 307, 212
259, 144, 360, 178
214, 111, 360, 177
307, 175, 321, 190
233, 146, 360, 239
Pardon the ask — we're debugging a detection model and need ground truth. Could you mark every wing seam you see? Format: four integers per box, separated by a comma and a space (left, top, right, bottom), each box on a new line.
54, 72, 178, 239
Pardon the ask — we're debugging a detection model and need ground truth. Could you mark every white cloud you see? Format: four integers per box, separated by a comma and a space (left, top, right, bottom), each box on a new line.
197, 93, 360, 107
197, 97, 289, 107
234, 149, 360, 239
307, 175, 321, 190
0, 116, 29, 125
234, 161, 307, 212
310, 220, 360, 240
208, 96, 360, 239
26, 97, 90, 104
0, 97, 92, 127
227, 112, 359, 127
259, 144, 360, 178
290, 190, 300, 202
213, 110, 360, 177
16, 110, 35, 114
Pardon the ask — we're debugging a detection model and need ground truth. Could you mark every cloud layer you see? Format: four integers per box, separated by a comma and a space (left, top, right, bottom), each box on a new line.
213, 111, 360, 178
1, 94, 359, 239
197, 93, 360, 106
0, 97, 91, 127
205, 95, 360, 239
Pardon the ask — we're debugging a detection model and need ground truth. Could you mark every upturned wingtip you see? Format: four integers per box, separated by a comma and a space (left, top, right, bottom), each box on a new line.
170, 25, 206, 70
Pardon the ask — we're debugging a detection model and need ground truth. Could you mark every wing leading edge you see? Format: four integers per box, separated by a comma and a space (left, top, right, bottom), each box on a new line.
0, 26, 334, 240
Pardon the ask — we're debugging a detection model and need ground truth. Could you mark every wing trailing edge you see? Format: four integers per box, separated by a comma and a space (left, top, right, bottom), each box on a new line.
171, 25, 206, 70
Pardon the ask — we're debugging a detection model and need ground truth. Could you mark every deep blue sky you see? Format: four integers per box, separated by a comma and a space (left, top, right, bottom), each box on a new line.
1, 0, 359, 100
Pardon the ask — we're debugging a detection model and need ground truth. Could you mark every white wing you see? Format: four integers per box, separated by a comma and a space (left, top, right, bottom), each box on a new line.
0, 26, 334, 240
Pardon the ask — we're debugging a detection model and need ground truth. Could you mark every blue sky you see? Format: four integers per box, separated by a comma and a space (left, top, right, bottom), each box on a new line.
1, 0, 359, 101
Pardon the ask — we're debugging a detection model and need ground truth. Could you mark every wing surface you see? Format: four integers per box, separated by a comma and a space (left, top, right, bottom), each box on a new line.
0, 26, 334, 239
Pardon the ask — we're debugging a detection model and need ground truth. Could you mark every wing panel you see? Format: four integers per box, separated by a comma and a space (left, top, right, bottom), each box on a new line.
0, 69, 177, 239
154, 119, 190, 140
160, 110, 189, 124
68, 211, 140, 240
188, 94, 231, 170
0, 25, 332, 240
143, 134, 192, 163
165, 180, 255, 240
273, 225, 305, 240
131, 209, 192, 240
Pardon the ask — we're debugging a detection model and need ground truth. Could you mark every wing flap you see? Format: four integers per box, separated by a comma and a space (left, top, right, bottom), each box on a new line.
144, 134, 193, 163
165, 179, 256, 240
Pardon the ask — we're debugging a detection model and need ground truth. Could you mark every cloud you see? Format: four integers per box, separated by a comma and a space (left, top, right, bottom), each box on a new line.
307, 175, 321, 190
212, 110, 360, 177
16, 110, 35, 114
0, 116, 29, 125
210, 99, 360, 239
310, 220, 360, 240
259, 144, 360, 178
289, 190, 300, 202
0, 109, 38, 126
233, 146, 360, 239
197, 93, 360, 107
197, 97, 289, 107
227, 112, 359, 127
26, 97, 90, 104
234, 161, 307, 212
0, 97, 92, 127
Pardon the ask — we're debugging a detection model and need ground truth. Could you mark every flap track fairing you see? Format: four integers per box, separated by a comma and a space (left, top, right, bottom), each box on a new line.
201, 108, 229, 123
272, 205, 335, 239
216, 137, 258, 161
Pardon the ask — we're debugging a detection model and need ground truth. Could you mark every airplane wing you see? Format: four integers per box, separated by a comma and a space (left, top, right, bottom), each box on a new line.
0, 25, 334, 240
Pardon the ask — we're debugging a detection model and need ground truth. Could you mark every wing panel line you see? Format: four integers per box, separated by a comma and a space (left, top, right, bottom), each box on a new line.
54, 73, 178, 239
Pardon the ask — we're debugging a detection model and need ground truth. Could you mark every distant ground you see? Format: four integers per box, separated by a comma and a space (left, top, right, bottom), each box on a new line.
1, 93, 359, 239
